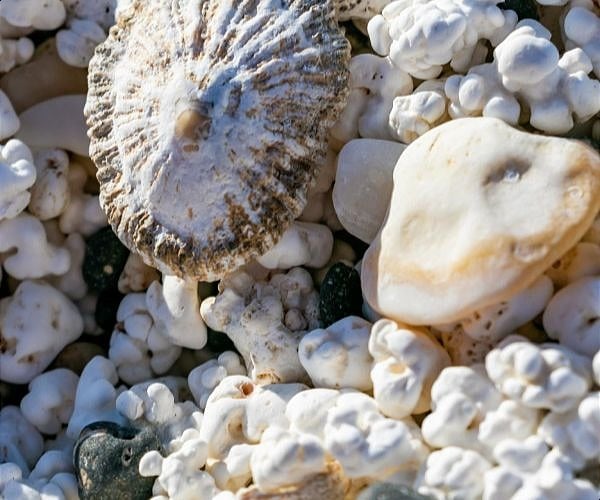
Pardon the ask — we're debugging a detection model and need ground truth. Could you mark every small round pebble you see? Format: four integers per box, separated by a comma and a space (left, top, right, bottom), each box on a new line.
74, 421, 161, 500
95, 288, 125, 333
51, 342, 106, 374
319, 262, 363, 327
498, 0, 539, 20
83, 226, 130, 292
358, 482, 433, 500
206, 328, 238, 354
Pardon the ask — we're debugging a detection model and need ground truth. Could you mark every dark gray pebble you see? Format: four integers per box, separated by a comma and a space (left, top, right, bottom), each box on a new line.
74, 421, 161, 500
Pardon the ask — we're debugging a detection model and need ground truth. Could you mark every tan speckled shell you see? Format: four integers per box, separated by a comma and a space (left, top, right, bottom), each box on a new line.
85, 0, 350, 280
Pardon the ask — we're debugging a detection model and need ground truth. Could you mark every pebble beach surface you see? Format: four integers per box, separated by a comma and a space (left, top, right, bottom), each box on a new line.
0, 1, 599, 499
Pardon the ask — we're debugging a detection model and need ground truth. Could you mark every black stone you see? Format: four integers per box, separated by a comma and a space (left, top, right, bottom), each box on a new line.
358, 482, 433, 500
319, 262, 363, 327
206, 328, 238, 354
498, 0, 539, 21
83, 226, 130, 292
74, 421, 161, 500
95, 288, 125, 333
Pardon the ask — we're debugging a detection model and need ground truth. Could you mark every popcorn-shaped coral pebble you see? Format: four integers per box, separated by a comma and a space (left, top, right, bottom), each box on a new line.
201, 268, 318, 384
20, 369, 79, 435
415, 446, 492, 500
250, 427, 327, 493
542, 276, 600, 357
0, 281, 83, 384
330, 54, 412, 145
299, 315, 373, 391
200, 376, 306, 460
389, 79, 448, 144
483, 437, 597, 500
368, 0, 517, 79
0, 138, 35, 220
117, 380, 202, 453
0, 213, 70, 279
324, 392, 429, 480
256, 221, 334, 271
445, 20, 600, 133
66, 356, 126, 439
485, 335, 592, 412
139, 438, 220, 500
0, 90, 19, 140
564, 5, 600, 79
56, 19, 106, 68
538, 392, 600, 470
0, 0, 66, 30
188, 351, 246, 411
422, 365, 502, 452
28, 148, 70, 221
109, 293, 182, 384
0, 406, 43, 475
146, 275, 207, 350
369, 319, 450, 418
0, 36, 34, 73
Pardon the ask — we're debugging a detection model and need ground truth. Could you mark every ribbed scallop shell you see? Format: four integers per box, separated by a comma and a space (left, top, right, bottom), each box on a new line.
85, 0, 350, 280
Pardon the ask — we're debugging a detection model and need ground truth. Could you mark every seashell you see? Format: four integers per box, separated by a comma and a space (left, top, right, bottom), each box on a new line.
85, 0, 350, 281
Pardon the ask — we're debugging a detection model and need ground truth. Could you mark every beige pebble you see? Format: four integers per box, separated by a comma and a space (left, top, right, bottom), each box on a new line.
0, 38, 87, 113
362, 117, 600, 325
15, 94, 89, 156
333, 138, 406, 243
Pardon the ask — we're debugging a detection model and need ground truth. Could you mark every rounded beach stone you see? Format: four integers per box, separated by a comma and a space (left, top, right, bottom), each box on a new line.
362, 117, 600, 325
319, 262, 363, 327
74, 421, 161, 500
83, 226, 130, 292
358, 482, 433, 500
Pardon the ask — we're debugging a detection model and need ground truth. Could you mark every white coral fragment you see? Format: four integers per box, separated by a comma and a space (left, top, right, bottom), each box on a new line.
445, 20, 600, 133
250, 427, 327, 493
56, 19, 106, 68
0, 139, 35, 220
330, 54, 413, 145
389, 79, 448, 143
256, 221, 334, 270
0, 90, 19, 140
415, 446, 491, 500
20, 369, 79, 435
538, 392, 600, 470
0, 36, 34, 73
0, 213, 70, 279
299, 316, 373, 391
483, 437, 597, 500
368, 0, 517, 79
139, 438, 220, 500
200, 376, 306, 460
485, 335, 593, 412
146, 275, 207, 350
201, 268, 318, 384
28, 148, 70, 221
0, 406, 43, 475
188, 352, 246, 411
109, 293, 181, 384
422, 365, 502, 452
0, 281, 83, 384
0, 0, 66, 30
66, 356, 125, 439
324, 392, 428, 480
369, 319, 450, 418
543, 276, 600, 357
564, 5, 600, 79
